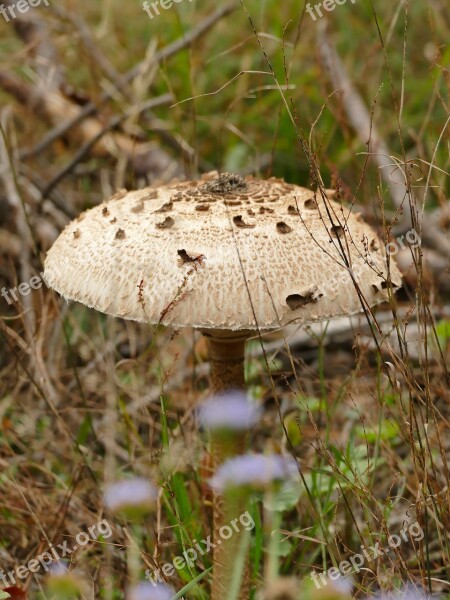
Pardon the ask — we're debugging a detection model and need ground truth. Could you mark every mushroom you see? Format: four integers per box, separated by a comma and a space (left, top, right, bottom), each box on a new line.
44, 172, 402, 598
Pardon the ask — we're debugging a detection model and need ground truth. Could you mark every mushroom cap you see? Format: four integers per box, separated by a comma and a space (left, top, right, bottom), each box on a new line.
44, 172, 402, 331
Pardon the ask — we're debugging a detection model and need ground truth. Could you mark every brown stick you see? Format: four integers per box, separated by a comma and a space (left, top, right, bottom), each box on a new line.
19, 3, 239, 160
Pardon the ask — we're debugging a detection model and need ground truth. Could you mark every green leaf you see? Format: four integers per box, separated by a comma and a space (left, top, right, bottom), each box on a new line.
354, 420, 399, 443
263, 480, 302, 512
75, 413, 93, 445
171, 472, 193, 529
434, 319, 450, 351
272, 536, 293, 557
172, 567, 212, 599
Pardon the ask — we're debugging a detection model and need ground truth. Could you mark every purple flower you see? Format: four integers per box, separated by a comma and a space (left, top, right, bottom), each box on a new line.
47, 561, 83, 595
104, 478, 158, 515
128, 582, 176, 600
48, 562, 69, 577
197, 390, 261, 432
209, 453, 299, 492
328, 576, 354, 595
372, 586, 432, 600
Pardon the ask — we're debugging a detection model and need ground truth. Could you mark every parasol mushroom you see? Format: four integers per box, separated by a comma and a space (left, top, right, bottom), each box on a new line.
44, 171, 402, 598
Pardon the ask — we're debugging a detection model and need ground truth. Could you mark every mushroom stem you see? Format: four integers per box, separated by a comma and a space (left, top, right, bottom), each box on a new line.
204, 332, 251, 600
207, 334, 247, 393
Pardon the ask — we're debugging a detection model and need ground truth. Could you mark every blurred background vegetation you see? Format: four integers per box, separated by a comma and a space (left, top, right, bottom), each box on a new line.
0, 1, 449, 599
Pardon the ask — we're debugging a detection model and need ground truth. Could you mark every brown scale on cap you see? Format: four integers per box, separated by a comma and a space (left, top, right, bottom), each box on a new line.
330, 224, 346, 238
304, 197, 318, 210
286, 288, 321, 310
156, 216, 175, 229
287, 205, 300, 216
144, 189, 158, 201
110, 189, 128, 202
44, 171, 402, 330
233, 215, 255, 229
277, 222, 293, 234
131, 200, 144, 214
155, 201, 173, 213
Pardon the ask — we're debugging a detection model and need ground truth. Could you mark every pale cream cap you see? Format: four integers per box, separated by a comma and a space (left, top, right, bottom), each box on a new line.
44, 172, 402, 331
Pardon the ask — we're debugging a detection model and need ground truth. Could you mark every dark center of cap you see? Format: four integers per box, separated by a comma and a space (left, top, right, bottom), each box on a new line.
202, 173, 248, 195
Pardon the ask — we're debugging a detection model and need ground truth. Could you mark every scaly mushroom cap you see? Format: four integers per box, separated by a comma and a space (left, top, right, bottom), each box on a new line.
44, 172, 402, 331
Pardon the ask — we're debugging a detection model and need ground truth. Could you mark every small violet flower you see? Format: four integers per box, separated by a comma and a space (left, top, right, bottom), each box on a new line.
128, 582, 176, 600
47, 562, 83, 597
209, 453, 299, 492
197, 390, 261, 432
48, 562, 69, 577
372, 586, 432, 600
104, 478, 158, 518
